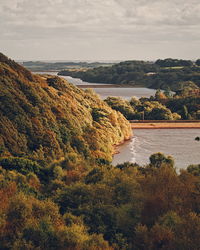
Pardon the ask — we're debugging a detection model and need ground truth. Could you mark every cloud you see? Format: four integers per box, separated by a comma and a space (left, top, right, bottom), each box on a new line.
1, 0, 199, 28
0, 0, 200, 59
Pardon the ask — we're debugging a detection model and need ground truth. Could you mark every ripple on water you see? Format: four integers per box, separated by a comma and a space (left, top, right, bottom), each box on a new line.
112, 129, 200, 170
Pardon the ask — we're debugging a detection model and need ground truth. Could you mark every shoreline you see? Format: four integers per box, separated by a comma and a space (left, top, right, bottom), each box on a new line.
77, 84, 138, 88
113, 137, 133, 155
33, 72, 148, 89
131, 122, 200, 129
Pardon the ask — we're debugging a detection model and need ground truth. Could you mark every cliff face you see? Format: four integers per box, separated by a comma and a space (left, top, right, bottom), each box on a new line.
0, 53, 132, 164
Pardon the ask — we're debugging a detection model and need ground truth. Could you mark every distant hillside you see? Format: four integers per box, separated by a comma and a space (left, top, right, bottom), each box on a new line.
0, 53, 131, 164
21, 60, 113, 72
58, 59, 200, 92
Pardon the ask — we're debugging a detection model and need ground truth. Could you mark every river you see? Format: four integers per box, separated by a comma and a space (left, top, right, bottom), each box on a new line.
34, 71, 200, 169
34, 72, 156, 99
113, 129, 200, 170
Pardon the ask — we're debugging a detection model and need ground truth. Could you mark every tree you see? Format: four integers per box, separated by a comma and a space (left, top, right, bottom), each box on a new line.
187, 164, 200, 176
196, 59, 200, 66
155, 89, 167, 101
163, 87, 173, 98
182, 105, 189, 120
149, 153, 174, 169
0, 157, 43, 176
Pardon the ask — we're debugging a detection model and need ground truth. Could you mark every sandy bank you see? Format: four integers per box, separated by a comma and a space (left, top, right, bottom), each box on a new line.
131, 122, 200, 129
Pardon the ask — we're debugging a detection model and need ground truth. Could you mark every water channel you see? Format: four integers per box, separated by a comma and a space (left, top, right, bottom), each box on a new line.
34, 71, 200, 169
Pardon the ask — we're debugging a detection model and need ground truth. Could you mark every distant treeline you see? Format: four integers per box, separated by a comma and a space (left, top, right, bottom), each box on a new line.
58, 58, 200, 92
105, 91, 200, 121
22, 61, 113, 71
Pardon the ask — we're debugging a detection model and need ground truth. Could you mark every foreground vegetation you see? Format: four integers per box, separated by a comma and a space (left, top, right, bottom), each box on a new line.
1, 54, 200, 249
59, 58, 200, 92
1, 151, 200, 249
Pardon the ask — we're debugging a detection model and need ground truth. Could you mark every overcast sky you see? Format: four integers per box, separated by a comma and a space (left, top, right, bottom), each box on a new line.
1, 0, 200, 61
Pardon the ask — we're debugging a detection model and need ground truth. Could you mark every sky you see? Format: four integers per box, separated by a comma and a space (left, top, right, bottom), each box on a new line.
1, 0, 200, 61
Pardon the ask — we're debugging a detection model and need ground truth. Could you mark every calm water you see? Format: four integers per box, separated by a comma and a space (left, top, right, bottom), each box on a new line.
112, 129, 200, 170
92, 87, 156, 100
34, 72, 156, 99
34, 72, 111, 85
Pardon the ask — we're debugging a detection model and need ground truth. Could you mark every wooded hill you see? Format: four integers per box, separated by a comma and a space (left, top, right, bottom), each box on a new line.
0, 53, 131, 165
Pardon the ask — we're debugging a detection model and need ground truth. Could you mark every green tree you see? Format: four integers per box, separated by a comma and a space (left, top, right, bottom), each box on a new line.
149, 152, 174, 169
182, 105, 189, 120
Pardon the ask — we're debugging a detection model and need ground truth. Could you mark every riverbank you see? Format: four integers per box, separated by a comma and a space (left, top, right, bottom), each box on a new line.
77, 84, 120, 88
112, 128, 200, 168
131, 122, 200, 129
76, 83, 138, 88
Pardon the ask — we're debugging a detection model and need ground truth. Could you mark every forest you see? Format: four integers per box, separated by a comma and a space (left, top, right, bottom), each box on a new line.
58, 59, 200, 92
105, 89, 200, 121
1, 53, 200, 249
